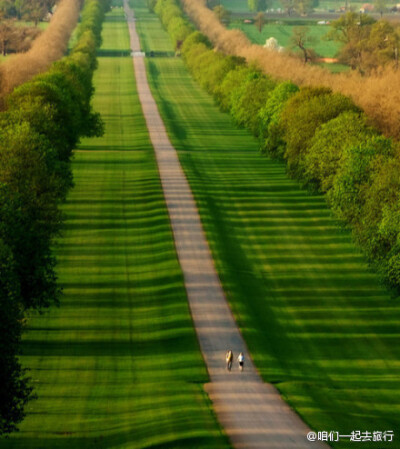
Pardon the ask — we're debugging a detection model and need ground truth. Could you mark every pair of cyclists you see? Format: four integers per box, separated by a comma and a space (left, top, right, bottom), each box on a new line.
225, 350, 244, 372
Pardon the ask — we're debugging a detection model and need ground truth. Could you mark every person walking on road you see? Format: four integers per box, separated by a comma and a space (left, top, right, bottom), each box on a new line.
238, 352, 244, 372
226, 350, 233, 371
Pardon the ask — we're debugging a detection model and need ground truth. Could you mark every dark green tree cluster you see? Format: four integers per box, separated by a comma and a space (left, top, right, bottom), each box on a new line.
0, 0, 109, 436
155, 0, 400, 293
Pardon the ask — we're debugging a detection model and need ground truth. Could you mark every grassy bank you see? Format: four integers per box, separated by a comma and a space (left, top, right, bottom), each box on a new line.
1, 8, 229, 449
134, 1, 400, 446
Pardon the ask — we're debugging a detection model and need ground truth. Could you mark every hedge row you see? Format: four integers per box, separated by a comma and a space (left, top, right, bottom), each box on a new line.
0, 0, 110, 436
154, 0, 400, 291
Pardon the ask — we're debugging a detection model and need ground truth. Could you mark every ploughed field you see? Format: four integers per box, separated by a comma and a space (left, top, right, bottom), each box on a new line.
134, 0, 400, 446
1, 9, 229, 449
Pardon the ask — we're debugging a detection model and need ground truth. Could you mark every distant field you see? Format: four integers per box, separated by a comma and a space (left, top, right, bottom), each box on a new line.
221, 0, 399, 13
135, 0, 400, 446
1, 9, 229, 449
230, 20, 339, 57
229, 19, 348, 72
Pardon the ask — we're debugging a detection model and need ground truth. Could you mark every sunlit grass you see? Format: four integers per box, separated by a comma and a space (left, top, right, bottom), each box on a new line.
2, 9, 229, 449
134, 1, 400, 446
229, 21, 339, 58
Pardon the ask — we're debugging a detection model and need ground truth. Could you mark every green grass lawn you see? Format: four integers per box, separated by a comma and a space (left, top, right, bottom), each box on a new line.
229, 19, 350, 72
134, 1, 400, 446
2, 9, 229, 449
220, 0, 250, 13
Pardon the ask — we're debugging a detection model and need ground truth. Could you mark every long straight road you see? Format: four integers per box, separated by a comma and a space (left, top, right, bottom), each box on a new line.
125, 2, 329, 447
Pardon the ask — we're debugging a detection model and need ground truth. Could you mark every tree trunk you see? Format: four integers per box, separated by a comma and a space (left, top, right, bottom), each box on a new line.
299, 43, 308, 63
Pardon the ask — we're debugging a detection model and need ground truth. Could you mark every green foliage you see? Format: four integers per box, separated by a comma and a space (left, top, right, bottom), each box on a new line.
290, 26, 318, 62
248, 0, 267, 11
0, 0, 109, 435
214, 65, 252, 112
304, 111, 377, 192
146, 0, 157, 10
230, 70, 276, 136
0, 121, 62, 311
355, 152, 400, 260
181, 30, 212, 53
280, 0, 318, 15
195, 51, 244, 95
280, 86, 359, 178
0, 239, 33, 436
258, 81, 299, 158
155, 0, 182, 29
325, 12, 399, 72
213, 4, 231, 25
167, 16, 193, 49
327, 135, 394, 226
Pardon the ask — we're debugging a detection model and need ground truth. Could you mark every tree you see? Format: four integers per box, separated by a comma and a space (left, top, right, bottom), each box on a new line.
206, 0, 219, 8
362, 20, 400, 71
214, 65, 253, 111
254, 11, 266, 33
258, 81, 299, 158
289, 26, 316, 62
248, 0, 267, 12
0, 238, 34, 436
374, 0, 387, 17
358, 156, 400, 261
326, 12, 375, 71
327, 136, 394, 226
280, 0, 318, 15
0, 0, 13, 18
280, 0, 295, 15
22, 0, 48, 26
0, 121, 62, 311
304, 111, 377, 192
279, 87, 359, 178
327, 13, 399, 72
147, 0, 157, 11
213, 4, 231, 25
295, 0, 319, 15
230, 71, 276, 136
0, 20, 16, 56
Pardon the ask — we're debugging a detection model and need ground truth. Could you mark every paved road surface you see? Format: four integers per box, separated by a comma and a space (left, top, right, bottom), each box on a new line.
125, 3, 329, 447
